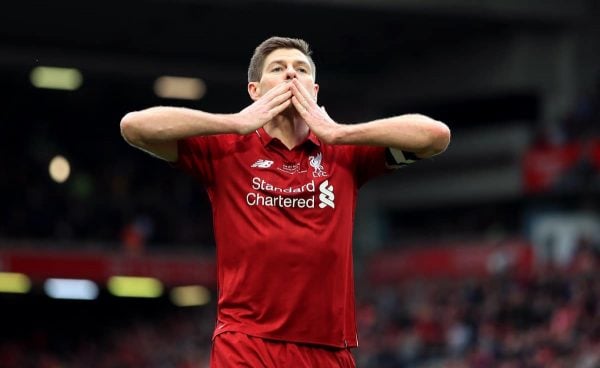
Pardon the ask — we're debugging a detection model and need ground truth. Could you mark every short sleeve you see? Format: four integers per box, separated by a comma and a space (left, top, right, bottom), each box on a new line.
346, 145, 396, 187
172, 136, 218, 187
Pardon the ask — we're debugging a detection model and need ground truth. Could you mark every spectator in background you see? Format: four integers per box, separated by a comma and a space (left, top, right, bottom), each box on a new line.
120, 214, 154, 254
562, 72, 600, 140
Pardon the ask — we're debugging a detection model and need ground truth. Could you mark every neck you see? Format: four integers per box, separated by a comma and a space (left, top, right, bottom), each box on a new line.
263, 110, 309, 149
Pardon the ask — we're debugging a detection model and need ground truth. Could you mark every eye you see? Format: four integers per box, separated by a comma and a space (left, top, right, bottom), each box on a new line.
298, 67, 308, 73
270, 66, 283, 72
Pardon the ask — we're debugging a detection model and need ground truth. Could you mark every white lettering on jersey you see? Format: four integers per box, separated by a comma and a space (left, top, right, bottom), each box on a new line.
278, 162, 306, 175
246, 193, 315, 208
245, 177, 335, 210
251, 177, 315, 193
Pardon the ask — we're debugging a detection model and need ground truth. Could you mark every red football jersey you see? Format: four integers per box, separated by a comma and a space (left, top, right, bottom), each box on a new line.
175, 128, 394, 348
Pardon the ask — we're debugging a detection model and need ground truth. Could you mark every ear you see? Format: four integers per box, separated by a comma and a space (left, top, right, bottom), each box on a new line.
248, 82, 260, 101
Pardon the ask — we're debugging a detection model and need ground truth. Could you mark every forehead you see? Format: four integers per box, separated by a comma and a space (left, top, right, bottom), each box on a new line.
263, 48, 311, 67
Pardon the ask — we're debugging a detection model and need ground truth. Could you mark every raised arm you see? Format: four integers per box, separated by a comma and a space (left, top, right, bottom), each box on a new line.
120, 107, 239, 162
327, 114, 450, 159
120, 81, 293, 161
289, 79, 450, 158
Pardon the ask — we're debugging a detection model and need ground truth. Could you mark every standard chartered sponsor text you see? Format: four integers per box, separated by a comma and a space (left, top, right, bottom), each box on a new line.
246, 177, 316, 208
251, 177, 315, 193
246, 193, 315, 208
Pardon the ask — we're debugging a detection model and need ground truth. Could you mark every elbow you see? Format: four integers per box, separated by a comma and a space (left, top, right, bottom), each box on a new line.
430, 121, 451, 154
120, 112, 144, 147
419, 120, 451, 158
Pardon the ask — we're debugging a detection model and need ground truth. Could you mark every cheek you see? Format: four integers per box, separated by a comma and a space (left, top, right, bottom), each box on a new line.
303, 84, 318, 99
252, 81, 270, 96
258, 81, 280, 97
299, 79, 315, 92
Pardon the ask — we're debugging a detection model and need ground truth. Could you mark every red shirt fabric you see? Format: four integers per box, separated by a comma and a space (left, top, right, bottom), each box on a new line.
175, 128, 394, 348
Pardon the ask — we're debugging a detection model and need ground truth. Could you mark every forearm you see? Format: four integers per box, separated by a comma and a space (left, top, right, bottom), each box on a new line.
333, 114, 451, 158
120, 106, 239, 145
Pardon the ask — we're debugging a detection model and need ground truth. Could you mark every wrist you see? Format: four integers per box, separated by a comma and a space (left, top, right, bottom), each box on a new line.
328, 123, 349, 145
223, 113, 246, 135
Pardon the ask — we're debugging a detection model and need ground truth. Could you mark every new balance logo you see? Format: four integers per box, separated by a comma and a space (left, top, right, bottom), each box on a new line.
251, 159, 274, 168
319, 180, 335, 208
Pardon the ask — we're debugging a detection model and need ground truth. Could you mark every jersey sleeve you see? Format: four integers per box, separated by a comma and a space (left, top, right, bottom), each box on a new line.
172, 135, 218, 187
346, 145, 393, 187
348, 146, 422, 187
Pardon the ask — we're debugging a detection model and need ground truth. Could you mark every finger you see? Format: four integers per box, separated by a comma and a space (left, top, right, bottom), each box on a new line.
270, 99, 292, 117
290, 79, 307, 100
291, 96, 308, 115
267, 90, 292, 108
290, 83, 307, 108
291, 80, 316, 109
261, 81, 291, 101
292, 78, 314, 99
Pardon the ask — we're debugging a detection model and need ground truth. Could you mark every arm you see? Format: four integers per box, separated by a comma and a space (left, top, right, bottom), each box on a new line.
120, 81, 293, 162
328, 114, 451, 159
290, 79, 450, 158
120, 107, 238, 162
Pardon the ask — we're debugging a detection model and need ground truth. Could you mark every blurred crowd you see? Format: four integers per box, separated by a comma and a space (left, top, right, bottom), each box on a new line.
356, 240, 600, 368
559, 76, 600, 143
0, 307, 215, 368
0, 239, 598, 368
0, 131, 216, 251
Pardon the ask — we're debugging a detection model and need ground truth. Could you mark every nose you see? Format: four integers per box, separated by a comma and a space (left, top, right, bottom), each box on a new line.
285, 66, 297, 80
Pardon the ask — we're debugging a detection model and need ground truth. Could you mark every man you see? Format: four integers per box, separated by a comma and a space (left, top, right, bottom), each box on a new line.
120, 36, 450, 367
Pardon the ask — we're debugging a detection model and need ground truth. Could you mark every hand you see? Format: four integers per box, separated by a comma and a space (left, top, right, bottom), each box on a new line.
235, 81, 292, 134
290, 78, 340, 143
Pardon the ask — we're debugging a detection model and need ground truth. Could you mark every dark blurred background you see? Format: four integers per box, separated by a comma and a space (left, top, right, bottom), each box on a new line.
1, 0, 599, 367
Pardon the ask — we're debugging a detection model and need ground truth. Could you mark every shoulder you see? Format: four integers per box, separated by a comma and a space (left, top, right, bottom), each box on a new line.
183, 132, 256, 152
320, 143, 387, 159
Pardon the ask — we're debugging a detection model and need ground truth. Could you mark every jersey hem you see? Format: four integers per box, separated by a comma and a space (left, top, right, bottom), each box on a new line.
212, 327, 358, 349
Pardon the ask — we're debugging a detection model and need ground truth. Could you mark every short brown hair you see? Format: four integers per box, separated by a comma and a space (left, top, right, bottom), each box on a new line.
247, 36, 316, 82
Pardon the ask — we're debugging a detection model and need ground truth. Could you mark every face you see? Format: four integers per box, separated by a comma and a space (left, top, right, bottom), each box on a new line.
248, 48, 319, 101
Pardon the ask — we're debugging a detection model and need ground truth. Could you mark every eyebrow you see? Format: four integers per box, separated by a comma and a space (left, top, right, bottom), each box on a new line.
266, 59, 311, 69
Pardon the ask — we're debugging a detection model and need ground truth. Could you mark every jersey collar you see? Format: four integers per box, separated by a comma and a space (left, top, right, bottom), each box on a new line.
255, 127, 321, 148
